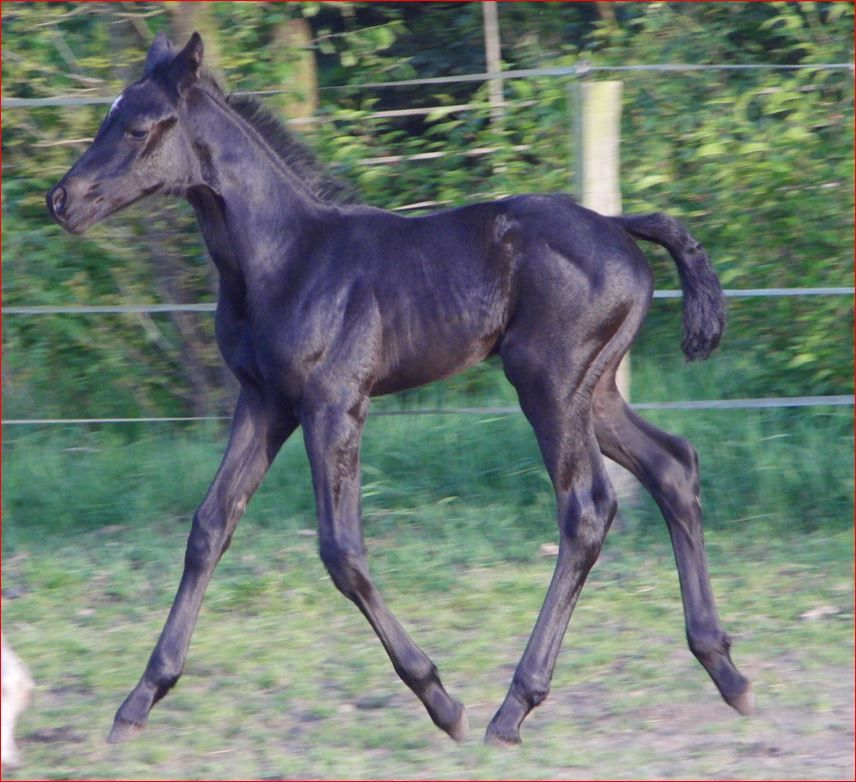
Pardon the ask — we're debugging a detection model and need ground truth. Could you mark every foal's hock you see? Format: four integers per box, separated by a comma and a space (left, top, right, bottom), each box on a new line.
47, 32, 751, 747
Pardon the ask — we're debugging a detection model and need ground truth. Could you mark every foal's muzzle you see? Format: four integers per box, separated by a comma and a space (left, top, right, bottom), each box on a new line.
46, 177, 99, 234
47, 185, 67, 221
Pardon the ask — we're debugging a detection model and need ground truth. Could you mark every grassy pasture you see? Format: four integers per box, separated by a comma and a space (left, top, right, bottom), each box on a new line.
2, 406, 853, 779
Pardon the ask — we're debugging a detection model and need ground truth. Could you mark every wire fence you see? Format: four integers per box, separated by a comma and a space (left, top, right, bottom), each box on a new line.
3, 60, 853, 109
0, 394, 851, 428
3, 287, 853, 316
6, 283, 850, 426
3, 60, 852, 426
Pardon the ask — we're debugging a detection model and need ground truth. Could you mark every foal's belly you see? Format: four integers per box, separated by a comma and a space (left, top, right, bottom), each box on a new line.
370, 308, 502, 396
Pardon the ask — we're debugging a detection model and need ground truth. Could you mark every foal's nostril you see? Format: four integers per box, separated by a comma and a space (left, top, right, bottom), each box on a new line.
49, 186, 68, 216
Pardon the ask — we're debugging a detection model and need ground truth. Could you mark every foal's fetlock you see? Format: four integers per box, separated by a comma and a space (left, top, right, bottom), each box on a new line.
687, 628, 730, 665
512, 670, 550, 711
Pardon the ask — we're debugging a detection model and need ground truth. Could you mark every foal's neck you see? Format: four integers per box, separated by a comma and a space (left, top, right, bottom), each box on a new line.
185, 88, 325, 286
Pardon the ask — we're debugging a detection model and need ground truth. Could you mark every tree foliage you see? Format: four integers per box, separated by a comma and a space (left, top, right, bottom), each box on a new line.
2, 2, 852, 421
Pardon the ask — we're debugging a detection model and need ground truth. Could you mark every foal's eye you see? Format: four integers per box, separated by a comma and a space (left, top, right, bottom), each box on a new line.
125, 127, 149, 141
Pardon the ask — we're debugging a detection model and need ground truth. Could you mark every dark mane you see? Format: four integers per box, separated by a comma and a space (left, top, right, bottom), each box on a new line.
226, 92, 360, 206
193, 72, 359, 206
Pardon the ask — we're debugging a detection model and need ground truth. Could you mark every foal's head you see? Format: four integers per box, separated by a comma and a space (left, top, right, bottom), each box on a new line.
47, 33, 208, 234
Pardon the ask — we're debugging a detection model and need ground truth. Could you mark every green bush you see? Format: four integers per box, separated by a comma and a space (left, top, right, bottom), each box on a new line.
2, 3, 852, 419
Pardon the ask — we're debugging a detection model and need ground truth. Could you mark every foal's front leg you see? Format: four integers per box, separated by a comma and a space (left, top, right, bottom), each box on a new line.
108, 389, 297, 742
301, 392, 468, 741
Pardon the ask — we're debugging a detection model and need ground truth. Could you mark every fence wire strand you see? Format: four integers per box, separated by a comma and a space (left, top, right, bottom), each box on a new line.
3, 395, 852, 427
3, 287, 852, 316
3, 61, 853, 109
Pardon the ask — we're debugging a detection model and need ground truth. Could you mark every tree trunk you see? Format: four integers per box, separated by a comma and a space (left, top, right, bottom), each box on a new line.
167, 2, 224, 82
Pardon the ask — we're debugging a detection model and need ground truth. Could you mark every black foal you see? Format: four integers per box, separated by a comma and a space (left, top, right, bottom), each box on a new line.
47, 32, 751, 746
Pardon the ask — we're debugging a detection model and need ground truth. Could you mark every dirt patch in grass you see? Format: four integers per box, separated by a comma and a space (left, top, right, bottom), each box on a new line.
523, 665, 854, 780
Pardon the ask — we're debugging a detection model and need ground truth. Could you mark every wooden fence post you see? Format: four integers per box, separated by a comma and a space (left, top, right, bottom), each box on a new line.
575, 80, 637, 504
482, 2, 504, 125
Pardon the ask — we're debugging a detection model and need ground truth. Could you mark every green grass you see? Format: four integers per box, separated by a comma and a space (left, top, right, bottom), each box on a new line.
1, 524, 852, 780
2, 402, 853, 778
3, 404, 852, 552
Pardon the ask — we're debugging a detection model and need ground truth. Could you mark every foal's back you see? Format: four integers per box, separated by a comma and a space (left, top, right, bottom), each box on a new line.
316, 194, 653, 397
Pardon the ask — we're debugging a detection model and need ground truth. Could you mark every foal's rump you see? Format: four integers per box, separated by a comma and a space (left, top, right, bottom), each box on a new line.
491, 196, 655, 361
501, 194, 726, 363
504, 193, 655, 304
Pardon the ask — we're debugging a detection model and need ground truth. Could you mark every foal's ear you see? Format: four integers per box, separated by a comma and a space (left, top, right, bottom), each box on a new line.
168, 32, 204, 93
144, 32, 173, 77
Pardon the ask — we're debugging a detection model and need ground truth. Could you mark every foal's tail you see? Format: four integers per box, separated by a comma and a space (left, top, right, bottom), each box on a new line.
612, 212, 726, 361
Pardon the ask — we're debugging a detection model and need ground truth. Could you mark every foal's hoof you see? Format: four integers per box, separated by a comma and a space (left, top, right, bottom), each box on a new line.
483, 723, 521, 747
728, 683, 755, 716
447, 703, 469, 742
107, 716, 145, 744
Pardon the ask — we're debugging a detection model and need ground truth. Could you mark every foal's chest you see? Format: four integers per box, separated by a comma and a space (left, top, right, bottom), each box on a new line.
214, 287, 354, 399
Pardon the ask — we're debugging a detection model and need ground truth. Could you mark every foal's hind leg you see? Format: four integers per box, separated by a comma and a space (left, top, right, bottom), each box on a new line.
485, 320, 640, 744
109, 388, 297, 742
300, 389, 468, 741
592, 372, 752, 715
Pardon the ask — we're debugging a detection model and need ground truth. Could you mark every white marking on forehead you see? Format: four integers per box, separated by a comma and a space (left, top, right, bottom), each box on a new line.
108, 93, 123, 117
